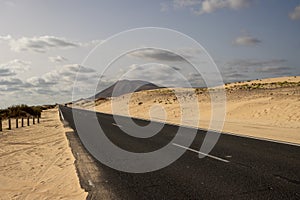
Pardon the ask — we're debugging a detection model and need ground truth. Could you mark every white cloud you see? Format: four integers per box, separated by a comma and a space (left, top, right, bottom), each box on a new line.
289, 5, 300, 20
37, 64, 96, 87
0, 77, 23, 86
61, 64, 96, 74
171, 0, 253, 15
123, 64, 183, 87
18, 64, 99, 102
5, 59, 31, 69
173, 0, 201, 8
0, 63, 97, 96
0, 35, 12, 41
9, 35, 78, 52
26, 76, 56, 87
0, 68, 16, 76
48, 56, 68, 63
25, 68, 96, 101
221, 58, 294, 82
233, 35, 261, 46
129, 49, 188, 62
80, 39, 103, 47
0, 35, 102, 53
120, 63, 201, 87
255, 66, 291, 74
0, 59, 31, 76
0, 60, 32, 96
199, 0, 252, 14
128, 48, 200, 62
0, 35, 103, 53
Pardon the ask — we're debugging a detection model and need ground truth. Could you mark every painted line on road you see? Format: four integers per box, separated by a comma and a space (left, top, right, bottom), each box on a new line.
172, 143, 230, 163
112, 123, 122, 128
59, 109, 65, 121
88, 180, 95, 188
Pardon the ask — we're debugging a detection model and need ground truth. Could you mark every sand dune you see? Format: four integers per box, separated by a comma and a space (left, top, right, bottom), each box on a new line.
225, 76, 300, 88
0, 109, 87, 199
76, 76, 300, 144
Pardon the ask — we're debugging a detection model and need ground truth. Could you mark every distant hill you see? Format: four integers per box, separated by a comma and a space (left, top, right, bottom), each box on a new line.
93, 79, 162, 99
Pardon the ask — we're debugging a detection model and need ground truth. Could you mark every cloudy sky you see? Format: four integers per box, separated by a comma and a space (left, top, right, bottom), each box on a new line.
0, 0, 300, 108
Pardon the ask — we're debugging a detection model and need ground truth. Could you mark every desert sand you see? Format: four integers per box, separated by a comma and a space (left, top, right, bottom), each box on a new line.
76, 76, 300, 144
0, 109, 87, 199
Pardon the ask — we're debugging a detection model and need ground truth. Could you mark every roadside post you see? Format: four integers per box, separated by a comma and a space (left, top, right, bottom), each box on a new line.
8, 118, 11, 130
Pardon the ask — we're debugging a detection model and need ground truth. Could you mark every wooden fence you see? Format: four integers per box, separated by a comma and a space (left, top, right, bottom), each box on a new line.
0, 116, 40, 132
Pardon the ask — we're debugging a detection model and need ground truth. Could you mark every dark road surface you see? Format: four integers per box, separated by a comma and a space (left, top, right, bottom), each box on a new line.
59, 105, 300, 200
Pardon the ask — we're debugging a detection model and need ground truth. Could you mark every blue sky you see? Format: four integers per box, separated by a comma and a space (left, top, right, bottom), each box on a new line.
0, 0, 300, 107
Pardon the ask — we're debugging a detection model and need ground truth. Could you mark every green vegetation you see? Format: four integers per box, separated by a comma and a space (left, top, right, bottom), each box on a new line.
156, 89, 174, 94
228, 81, 300, 90
195, 88, 207, 94
0, 104, 43, 119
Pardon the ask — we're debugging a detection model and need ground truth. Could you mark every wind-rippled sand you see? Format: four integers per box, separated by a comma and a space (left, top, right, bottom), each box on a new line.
0, 109, 87, 200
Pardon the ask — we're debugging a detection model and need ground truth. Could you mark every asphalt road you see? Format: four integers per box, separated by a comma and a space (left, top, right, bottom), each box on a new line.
59, 105, 300, 200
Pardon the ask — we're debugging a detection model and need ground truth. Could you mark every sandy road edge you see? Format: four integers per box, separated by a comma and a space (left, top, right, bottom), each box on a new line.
0, 108, 88, 199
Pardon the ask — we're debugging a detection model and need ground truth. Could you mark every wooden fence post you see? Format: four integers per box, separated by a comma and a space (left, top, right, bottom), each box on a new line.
22, 118, 24, 127
8, 118, 11, 130
16, 118, 18, 128
27, 116, 30, 126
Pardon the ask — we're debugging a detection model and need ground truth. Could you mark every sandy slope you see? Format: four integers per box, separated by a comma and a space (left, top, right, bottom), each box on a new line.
224, 76, 300, 88
0, 109, 87, 200
76, 76, 300, 144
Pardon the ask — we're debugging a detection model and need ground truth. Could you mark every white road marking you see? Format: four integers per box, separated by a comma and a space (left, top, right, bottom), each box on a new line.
88, 180, 95, 187
172, 143, 230, 163
112, 123, 122, 128
59, 109, 65, 121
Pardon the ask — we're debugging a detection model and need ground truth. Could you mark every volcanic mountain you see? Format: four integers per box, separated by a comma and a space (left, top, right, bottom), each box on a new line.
93, 79, 162, 99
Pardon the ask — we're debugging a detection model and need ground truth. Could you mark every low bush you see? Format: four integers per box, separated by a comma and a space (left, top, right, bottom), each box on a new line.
0, 104, 42, 119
